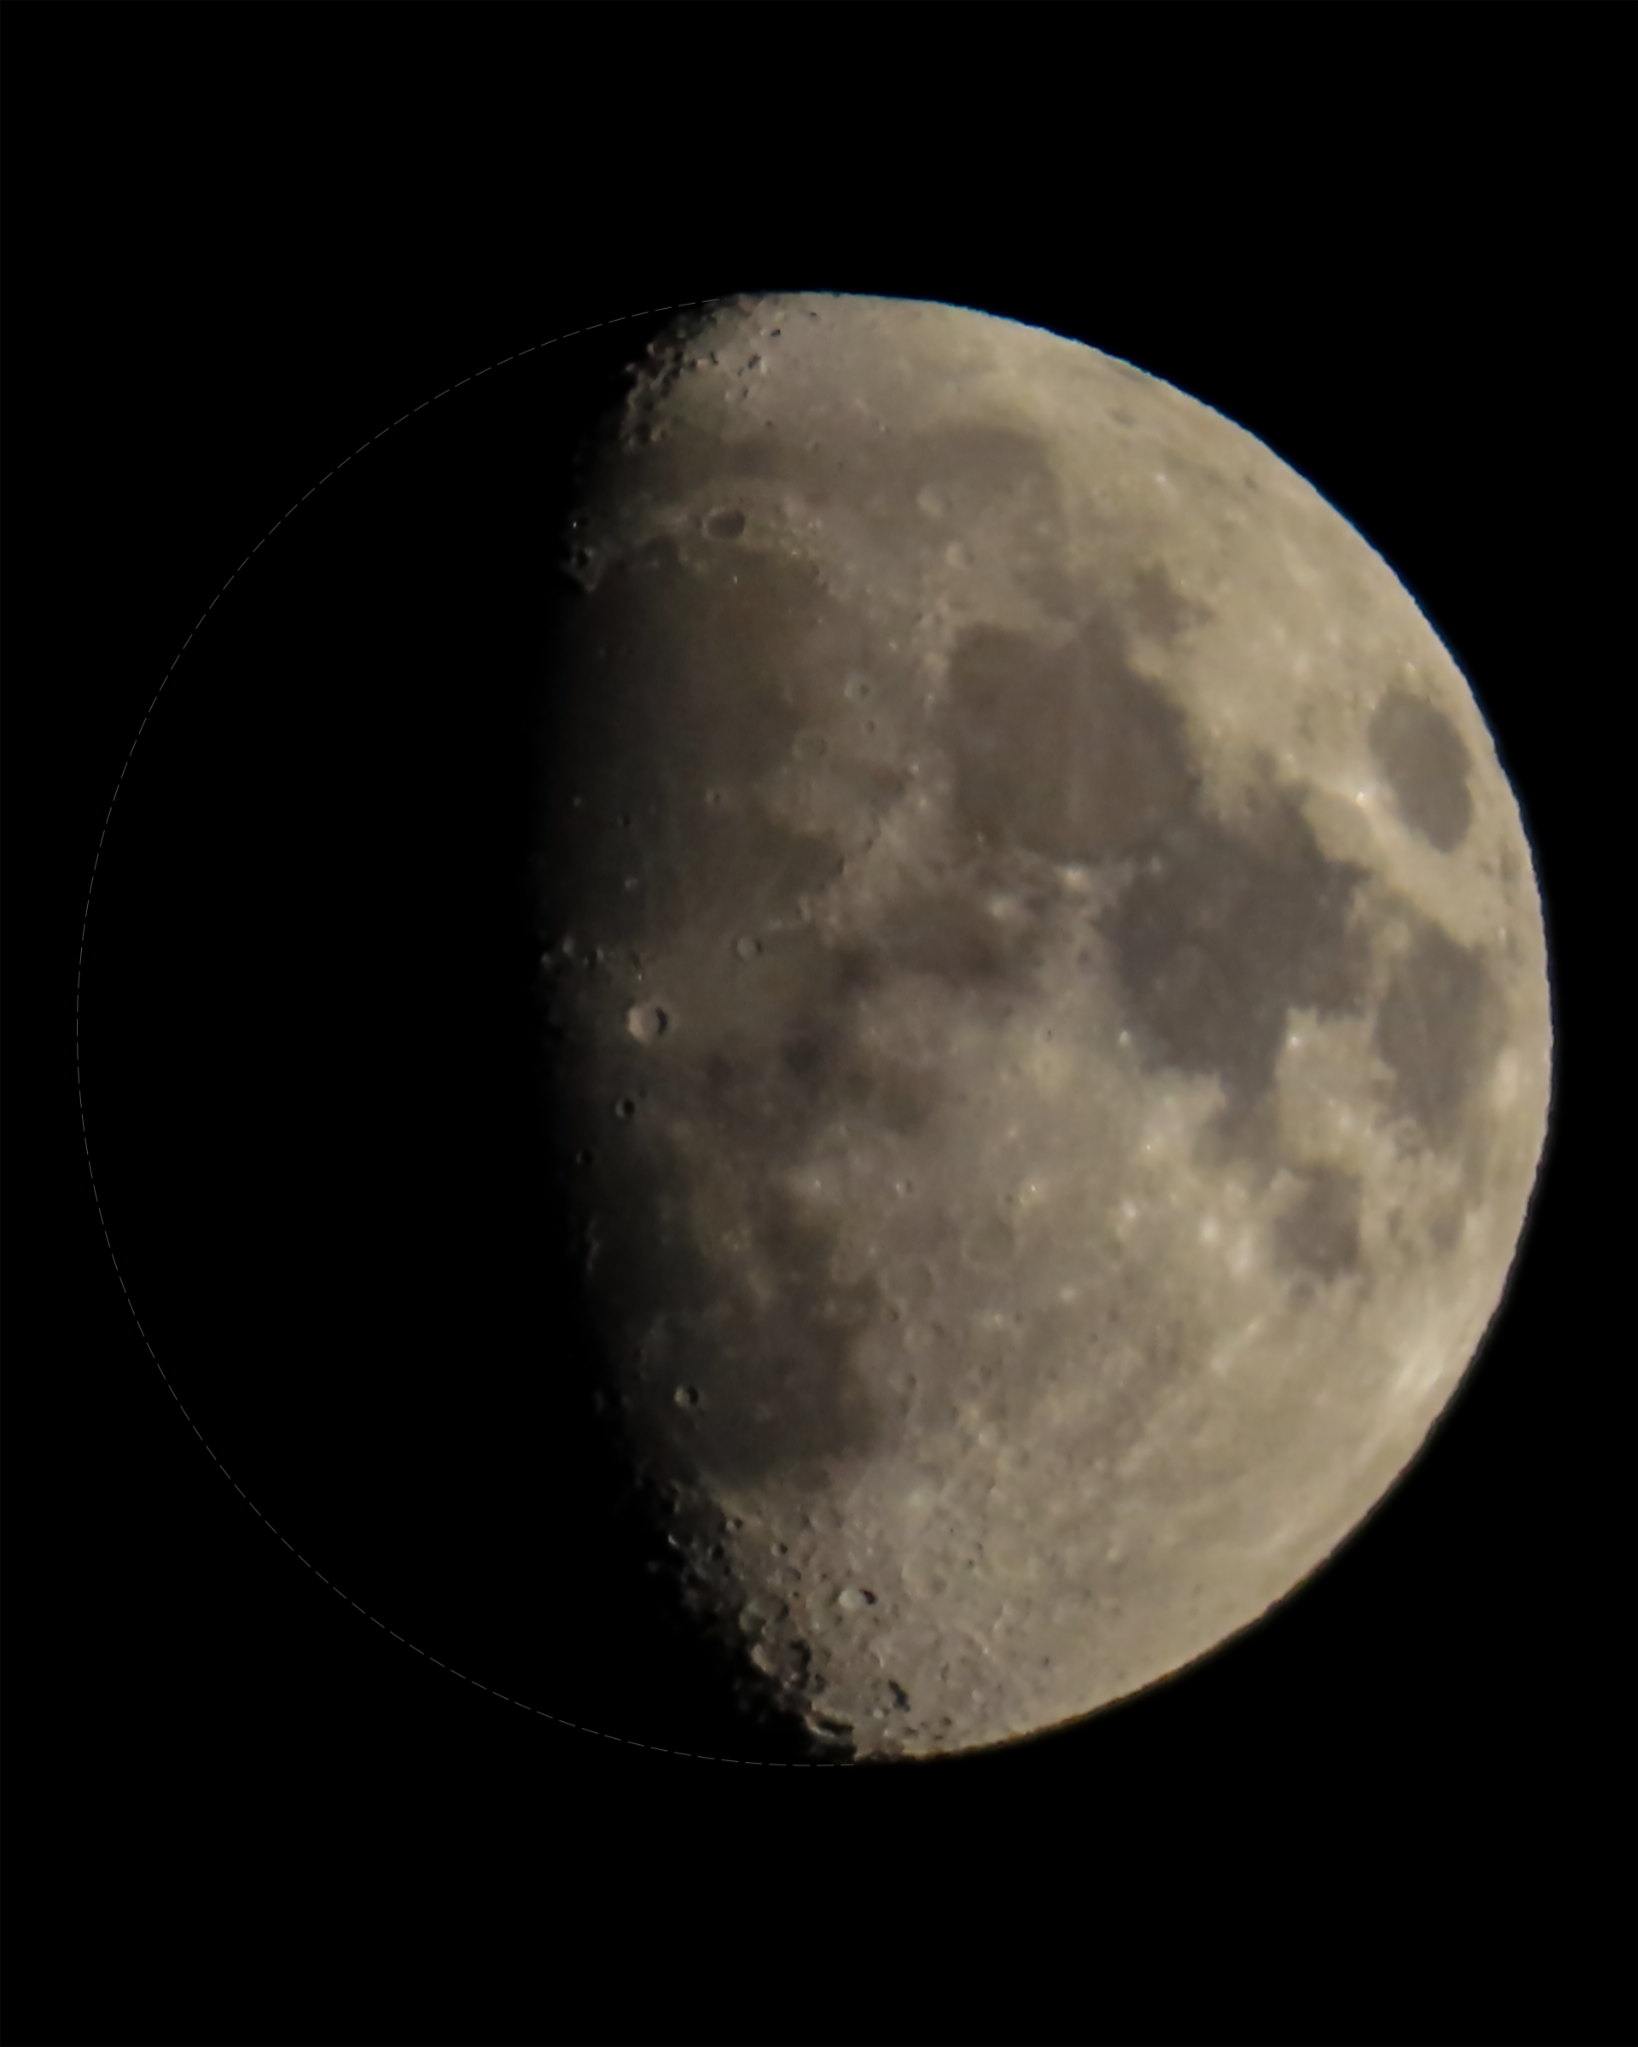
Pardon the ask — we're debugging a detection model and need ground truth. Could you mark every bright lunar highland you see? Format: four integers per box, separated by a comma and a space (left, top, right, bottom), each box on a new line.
533, 292, 1551, 1761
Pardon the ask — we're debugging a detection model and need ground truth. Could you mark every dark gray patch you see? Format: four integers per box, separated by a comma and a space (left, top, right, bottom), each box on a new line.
873, 872, 1040, 989
623, 1181, 891, 1498
1100, 789, 1372, 1122
543, 913, 938, 1503
535, 535, 848, 952
1373, 912, 1497, 1151
943, 619, 1198, 864
557, 1131, 897, 1503
1127, 561, 1213, 641
703, 506, 745, 540
773, 1007, 940, 1142
1273, 1165, 1364, 1281
1190, 1089, 1283, 1187
908, 420, 1059, 501
1429, 1199, 1467, 1254
1367, 687, 1474, 853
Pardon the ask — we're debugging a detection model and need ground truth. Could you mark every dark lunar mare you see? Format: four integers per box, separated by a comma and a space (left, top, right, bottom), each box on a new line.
1367, 687, 1474, 853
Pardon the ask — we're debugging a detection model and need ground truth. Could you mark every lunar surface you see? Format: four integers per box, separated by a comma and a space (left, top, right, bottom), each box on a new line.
531, 292, 1551, 1761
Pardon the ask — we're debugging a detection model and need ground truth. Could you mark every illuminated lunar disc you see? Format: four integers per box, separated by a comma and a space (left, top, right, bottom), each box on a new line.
533, 291, 1552, 1761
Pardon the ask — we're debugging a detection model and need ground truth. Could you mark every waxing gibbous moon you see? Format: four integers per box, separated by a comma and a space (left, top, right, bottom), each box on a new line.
532, 291, 1552, 1762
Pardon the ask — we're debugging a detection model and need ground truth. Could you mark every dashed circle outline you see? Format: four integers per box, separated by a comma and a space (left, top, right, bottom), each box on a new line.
74, 296, 851, 1769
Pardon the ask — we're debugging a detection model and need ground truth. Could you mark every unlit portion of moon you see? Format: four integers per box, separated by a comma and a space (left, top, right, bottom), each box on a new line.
535, 293, 1551, 1759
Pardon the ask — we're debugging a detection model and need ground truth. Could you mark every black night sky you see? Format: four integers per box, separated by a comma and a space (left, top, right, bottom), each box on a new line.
10, 13, 1633, 2044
